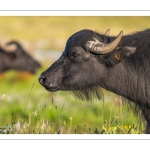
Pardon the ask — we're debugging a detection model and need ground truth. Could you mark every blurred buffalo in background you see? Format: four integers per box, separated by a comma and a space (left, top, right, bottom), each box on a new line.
0, 41, 41, 74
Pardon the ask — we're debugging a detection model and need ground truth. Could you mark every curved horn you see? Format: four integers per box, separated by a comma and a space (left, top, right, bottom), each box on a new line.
86, 31, 123, 54
104, 29, 110, 36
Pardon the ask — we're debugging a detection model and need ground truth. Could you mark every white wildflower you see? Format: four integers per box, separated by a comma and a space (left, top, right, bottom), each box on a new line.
1, 94, 6, 100
15, 120, 20, 131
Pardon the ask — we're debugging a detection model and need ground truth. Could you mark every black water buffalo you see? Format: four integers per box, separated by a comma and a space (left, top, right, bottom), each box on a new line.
39, 28, 150, 133
0, 41, 41, 73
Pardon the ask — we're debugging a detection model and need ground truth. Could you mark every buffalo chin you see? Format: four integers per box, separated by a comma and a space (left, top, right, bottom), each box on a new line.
70, 87, 102, 101
44, 85, 102, 101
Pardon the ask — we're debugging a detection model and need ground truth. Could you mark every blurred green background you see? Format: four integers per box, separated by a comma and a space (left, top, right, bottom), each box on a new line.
1, 16, 150, 51
0, 16, 150, 134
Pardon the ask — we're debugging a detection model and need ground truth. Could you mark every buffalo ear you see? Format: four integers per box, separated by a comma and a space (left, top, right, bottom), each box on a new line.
114, 46, 136, 62
104, 46, 136, 67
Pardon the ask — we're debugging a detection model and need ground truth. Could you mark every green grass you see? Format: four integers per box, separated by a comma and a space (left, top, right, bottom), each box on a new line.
0, 67, 145, 134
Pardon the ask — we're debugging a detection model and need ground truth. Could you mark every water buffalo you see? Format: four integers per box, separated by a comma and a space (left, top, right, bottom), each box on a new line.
0, 41, 41, 74
38, 28, 150, 133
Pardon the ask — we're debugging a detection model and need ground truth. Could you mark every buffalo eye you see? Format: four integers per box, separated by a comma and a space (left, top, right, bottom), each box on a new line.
7, 53, 16, 60
69, 52, 80, 60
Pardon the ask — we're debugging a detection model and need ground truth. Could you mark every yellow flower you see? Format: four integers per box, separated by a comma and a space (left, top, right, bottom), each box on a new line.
124, 126, 131, 129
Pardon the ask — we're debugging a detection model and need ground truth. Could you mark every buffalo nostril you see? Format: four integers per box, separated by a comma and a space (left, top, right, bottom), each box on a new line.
38, 74, 46, 85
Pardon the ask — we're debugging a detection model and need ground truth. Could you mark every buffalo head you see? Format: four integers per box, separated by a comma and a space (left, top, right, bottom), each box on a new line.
38, 29, 136, 100
0, 41, 41, 74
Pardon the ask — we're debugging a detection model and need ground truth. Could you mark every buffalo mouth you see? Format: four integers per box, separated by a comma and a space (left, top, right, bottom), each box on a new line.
15, 69, 37, 74
26, 69, 38, 74
30, 69, 37, 74
39, 82, 59, 92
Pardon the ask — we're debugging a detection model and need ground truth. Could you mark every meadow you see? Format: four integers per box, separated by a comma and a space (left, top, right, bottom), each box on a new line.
0, 16, 150, 134
0, 69, 144, 134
